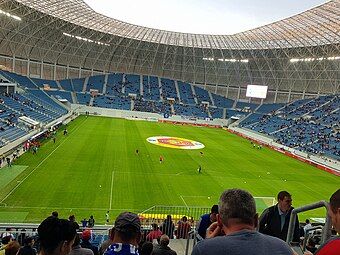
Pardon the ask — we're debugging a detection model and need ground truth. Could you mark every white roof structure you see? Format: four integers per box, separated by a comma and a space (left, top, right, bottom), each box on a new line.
14, 0, 340, 49
0, 0, 339, 97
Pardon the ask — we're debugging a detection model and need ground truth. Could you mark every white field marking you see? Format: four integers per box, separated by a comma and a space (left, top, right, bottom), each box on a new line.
109, 171, 114, 210
0, 203, 7, 207
0, 118, 88, 204
180, 195, 189, 211
0, 205, 139, 211
112, 171, 186, 177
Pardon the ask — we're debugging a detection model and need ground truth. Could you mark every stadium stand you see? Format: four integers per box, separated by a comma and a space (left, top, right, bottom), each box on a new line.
142, 76, 161, 101
87, 75, 105, 93
72, 78, 85, 92
235, 101, 259, 111
161, 78, 178, 100
0, 70, 38, 89
211, 93, 234, 109
59, 79, 74, 91
177, 81, 196, 105
93, 95, 131, 110
46, 90, 74, 103
124, 74, 140, 95
193, 86, 211, 104
76, 92, 91, 105
30, 78, 59, 89
106, 73, 123, 96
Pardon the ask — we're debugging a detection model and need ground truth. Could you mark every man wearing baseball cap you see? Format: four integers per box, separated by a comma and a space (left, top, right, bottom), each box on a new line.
104, 212, 141, 255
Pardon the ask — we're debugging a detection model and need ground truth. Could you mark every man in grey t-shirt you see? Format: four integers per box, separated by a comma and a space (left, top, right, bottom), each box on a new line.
191, 189, 293, 255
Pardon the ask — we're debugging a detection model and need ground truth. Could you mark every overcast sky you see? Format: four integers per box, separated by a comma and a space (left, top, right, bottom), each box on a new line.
83, 0, 328, 35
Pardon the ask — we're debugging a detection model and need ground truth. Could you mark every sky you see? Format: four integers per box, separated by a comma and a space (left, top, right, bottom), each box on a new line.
83, 0, 328, 35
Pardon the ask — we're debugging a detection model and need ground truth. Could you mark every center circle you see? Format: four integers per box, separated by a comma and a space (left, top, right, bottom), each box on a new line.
146, 136, 205, 150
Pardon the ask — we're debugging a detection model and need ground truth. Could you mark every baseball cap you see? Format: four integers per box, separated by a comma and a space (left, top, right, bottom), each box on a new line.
114, 212, 141, 233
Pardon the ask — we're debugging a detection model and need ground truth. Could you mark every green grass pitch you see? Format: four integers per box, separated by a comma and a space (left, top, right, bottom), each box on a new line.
0, 115, 338, 223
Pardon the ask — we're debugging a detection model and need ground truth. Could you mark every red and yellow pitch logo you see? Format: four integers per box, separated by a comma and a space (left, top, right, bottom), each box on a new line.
147, 136, 205, 150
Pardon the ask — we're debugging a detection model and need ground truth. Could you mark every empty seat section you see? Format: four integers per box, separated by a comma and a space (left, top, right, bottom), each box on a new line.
31, 78, 59, 89
235, 102, 258, 111
256, 103, 284, 114
59, 79, 74, 91
124, 74, 140, 95
87, 75, 105, 93
76, 93, 91, 105
211, 94, 234, 108
72, 78, 85, 92
106, 73, 123, 96
161, 78, 178, 100
177, 81, 195, 104
142, 76, 160, 101
46, 90, 73, 103
0, 70, 38, 89
193, 86, 211, 104
209, 107, 223, 119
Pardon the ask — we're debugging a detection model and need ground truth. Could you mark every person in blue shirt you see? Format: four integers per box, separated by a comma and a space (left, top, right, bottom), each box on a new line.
196, 205, 218, 239
104, 212, 141, 255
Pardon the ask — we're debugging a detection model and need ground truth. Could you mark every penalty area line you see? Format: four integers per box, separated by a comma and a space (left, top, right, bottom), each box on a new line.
180, 195, 189, 211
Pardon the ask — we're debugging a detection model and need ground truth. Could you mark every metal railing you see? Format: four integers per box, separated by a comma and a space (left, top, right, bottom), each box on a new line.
286, 201, 331, 250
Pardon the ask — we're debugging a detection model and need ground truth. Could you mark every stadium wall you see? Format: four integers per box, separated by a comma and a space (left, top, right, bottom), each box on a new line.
228, 126, 340, 176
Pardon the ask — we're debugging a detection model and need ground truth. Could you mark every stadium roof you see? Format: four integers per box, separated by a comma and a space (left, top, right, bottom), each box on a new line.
12, 0, 340, 49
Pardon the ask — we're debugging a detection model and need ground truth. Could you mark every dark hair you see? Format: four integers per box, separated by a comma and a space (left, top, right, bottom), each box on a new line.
305, 219, 310, 224
151, 223, 158, 230
38, 217, 76, 254
1, 236, 12, 245
219, 189, 256, 226
51, 211, 58, 218
23, 237, 34, 246
330, 189, 340, 213
140, 241, 153, 255
115, 226, 140, 243
277, 191, 291, 201
211, 205, 218, 214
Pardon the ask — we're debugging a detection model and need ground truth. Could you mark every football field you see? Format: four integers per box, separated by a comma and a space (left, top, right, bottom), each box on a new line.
0, 115, 338, 223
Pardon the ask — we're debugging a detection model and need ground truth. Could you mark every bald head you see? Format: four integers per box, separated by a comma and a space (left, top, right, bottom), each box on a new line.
160, 235, 170, 246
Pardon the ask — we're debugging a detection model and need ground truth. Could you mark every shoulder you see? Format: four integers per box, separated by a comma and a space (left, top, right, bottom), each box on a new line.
316, 237, 340, 255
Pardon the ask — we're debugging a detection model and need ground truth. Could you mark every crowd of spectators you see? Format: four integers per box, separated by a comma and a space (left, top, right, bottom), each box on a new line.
0, 188, 339, 255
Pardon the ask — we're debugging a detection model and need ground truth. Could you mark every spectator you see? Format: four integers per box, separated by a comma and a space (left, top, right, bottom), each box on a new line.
81, 219, 88, 229
160, 215, 175, 239
191, 189, 293, 255
259, 191, 300, 242
104, 212, 141, 255
99, 228, 113, 255
313, 189, 340, 255
69, 215, 80, 230
0, 236, 13, 255
196, 205, 218, 239
88, 216, 95, 228
17, 237, 36, 255
37, 216, 77, 255
152, 235, 176, 255
69, 234, 93, 255
139, 242, 153, 255
146, 224, 162, 242
304, 219, 313, 235
51, 211, 58, 218
81, 230, 98, 255
176, 216, 191, 239
5, 241, 20, 255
